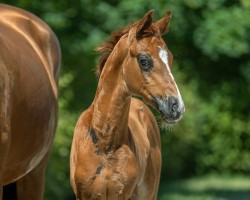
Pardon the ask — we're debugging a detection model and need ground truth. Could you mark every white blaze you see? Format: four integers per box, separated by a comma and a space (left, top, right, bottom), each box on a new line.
158, 47, 174, 80
158, 47, 185, 109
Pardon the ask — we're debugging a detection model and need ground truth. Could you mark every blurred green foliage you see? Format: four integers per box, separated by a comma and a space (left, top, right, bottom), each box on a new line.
158, 174, 250, 200
2, 0, 250, 199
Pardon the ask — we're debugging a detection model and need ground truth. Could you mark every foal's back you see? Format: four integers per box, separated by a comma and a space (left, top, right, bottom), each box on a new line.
129, 98, 161, 200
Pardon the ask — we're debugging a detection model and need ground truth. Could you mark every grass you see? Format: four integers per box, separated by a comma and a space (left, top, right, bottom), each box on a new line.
158, 174, 250, 200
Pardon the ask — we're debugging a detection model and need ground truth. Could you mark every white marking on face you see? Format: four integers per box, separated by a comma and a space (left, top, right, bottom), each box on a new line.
158, 47, 185, 110
174, 81, 185, 110
158, 47, 174, 80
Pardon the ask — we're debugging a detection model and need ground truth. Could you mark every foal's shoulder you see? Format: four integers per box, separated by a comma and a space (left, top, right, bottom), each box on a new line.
129, 97, 158, 130
129, 97, 160, 144
130, 97, 155, 120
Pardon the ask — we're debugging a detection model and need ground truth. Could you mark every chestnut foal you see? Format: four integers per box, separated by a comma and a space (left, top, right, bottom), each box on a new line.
70, 10, 185, 200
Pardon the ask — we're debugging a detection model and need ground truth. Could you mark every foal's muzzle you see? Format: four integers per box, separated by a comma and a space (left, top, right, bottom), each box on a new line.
152, 96, 185, 124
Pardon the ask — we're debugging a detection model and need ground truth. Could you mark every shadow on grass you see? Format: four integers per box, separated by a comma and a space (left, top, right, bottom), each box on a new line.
159, 188, 250, 200
158, 175, 250, 200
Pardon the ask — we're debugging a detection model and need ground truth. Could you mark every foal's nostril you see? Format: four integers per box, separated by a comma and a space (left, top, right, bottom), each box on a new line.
171, 103, 178, 117
172, 103, 178, 112
168, 96, 180, 119
152, 95, 184, 123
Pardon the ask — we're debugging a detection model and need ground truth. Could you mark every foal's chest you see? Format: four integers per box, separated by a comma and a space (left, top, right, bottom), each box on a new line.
75, 144, 139, 199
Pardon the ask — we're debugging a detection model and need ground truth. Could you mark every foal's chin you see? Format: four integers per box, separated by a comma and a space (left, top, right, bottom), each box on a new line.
161, 114, 182, 125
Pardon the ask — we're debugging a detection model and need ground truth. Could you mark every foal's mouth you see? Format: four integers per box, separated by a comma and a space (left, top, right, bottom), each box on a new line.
151, 96, 185, 125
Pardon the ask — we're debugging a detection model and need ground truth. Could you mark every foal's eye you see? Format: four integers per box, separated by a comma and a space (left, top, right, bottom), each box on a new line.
137, 54, 153, 71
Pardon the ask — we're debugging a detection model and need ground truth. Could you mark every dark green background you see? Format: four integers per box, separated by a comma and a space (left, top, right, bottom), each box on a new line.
1, 0, 250, 199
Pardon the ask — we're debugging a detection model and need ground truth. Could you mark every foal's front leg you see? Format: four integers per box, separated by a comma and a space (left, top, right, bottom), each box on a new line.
16, 153, 50, 200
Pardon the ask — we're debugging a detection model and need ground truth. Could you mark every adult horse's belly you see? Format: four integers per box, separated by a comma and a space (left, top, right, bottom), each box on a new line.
1, 32, 57, 184
3, 71, 57, 184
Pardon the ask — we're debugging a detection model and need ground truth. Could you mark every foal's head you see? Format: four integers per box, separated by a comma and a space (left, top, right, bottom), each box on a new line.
97, 10, 185, 124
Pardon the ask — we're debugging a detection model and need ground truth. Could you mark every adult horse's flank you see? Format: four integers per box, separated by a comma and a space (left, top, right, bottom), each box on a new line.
70, 10, 185, 199
0, 4, 60, 199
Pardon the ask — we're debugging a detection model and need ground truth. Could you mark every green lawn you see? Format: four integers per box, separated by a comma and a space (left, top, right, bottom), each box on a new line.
158, 175, 250, 200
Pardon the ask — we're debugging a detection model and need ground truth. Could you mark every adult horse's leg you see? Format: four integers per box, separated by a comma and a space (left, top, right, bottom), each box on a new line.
3, 182, 17, 199
0, 178, 2, 199
0, 132, 10, 199
16, 153, 50, 200
0, 73, 11, 199
0, 129, 10, 199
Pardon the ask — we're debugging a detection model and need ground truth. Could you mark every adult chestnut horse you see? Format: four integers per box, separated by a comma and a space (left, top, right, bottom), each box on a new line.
0, 4, 60, 199
70, 10, 184, 199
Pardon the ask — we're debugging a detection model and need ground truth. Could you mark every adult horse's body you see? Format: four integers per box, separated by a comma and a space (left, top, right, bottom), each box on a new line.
70, 11, 184, 199
0, 4, 60, 199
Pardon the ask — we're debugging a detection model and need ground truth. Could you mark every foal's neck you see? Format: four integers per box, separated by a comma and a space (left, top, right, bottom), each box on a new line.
90, 46, 131, 152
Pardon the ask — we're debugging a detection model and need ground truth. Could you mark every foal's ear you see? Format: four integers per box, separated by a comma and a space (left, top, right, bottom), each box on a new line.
136, 10, 154, 39
155, 10, 172, 35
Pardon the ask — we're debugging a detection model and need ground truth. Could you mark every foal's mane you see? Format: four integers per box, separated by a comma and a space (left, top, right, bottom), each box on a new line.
96, 25, 132, 76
